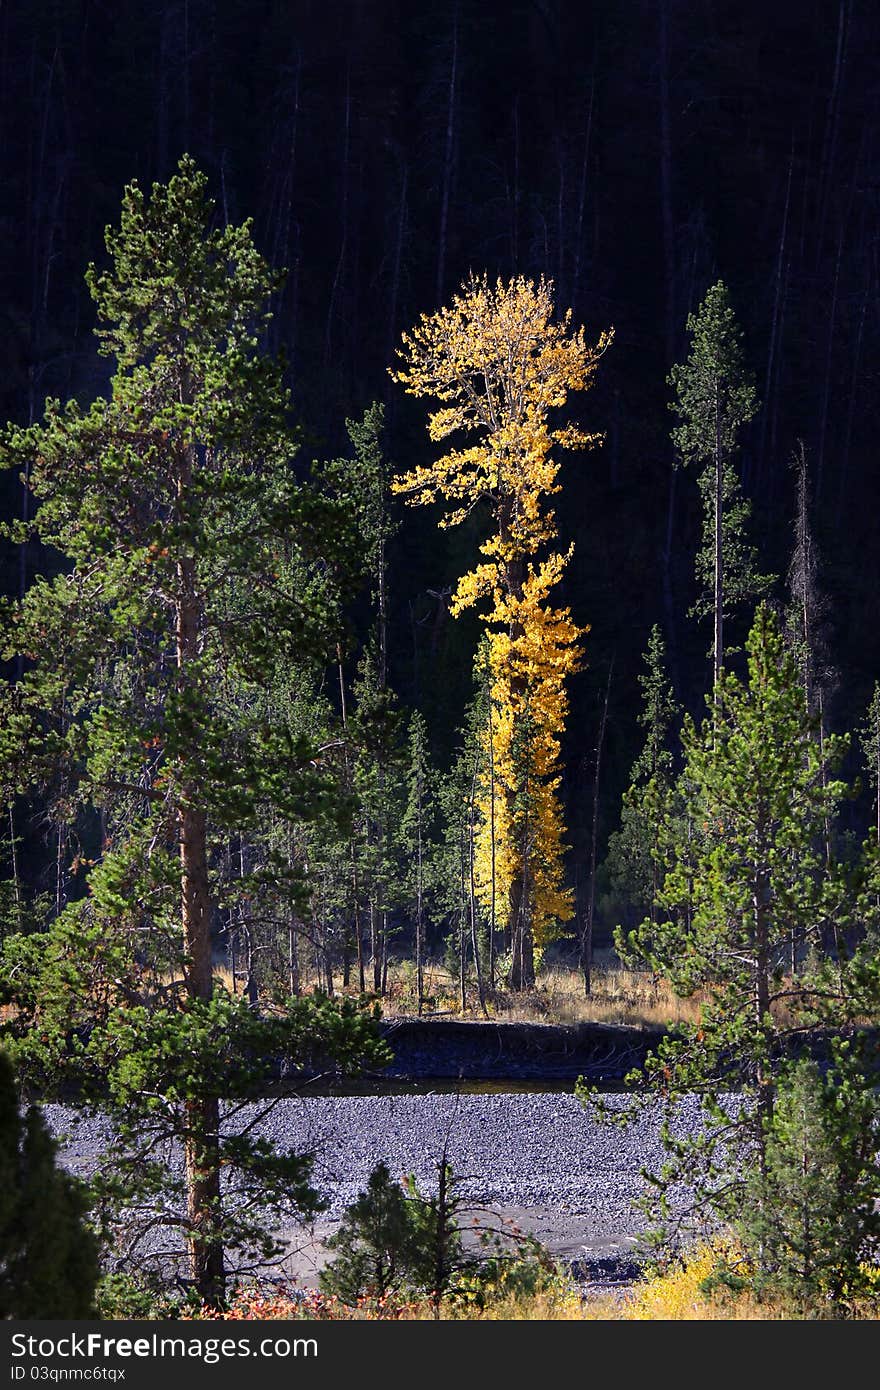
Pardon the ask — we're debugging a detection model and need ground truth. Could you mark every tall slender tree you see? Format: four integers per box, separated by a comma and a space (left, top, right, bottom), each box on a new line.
400, 711, 437, 1014
668, 281, 765, 694
390, 273, 611, 987
602, 626, 679, 934
0, 157, 385, 1304
860, 683, 880, 844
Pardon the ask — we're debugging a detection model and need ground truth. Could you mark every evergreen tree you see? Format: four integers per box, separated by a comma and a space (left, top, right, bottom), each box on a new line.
316, 404, 399, 992
729, 1050, 880, 1313
668, 281, 766, 692
601, 606, 873, 1247
436, 669, 493, 1009
859, 682, 880, 843
0, 1051, 99, 1317
0, 157, 386, 1304
319, 1162, 435, 1305
785, 443, 834, 723
319, 1158, 469, 1311
400, 710, 438, 1014
602, 626, 679, 931
350, 645, 406, 995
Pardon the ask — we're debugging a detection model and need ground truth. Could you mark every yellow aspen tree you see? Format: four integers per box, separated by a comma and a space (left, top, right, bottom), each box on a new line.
390, 273, 611, 988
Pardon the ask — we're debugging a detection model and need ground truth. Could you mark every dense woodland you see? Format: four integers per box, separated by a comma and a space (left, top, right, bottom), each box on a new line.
3, 0, 880, 929
2, 0, 880, 1316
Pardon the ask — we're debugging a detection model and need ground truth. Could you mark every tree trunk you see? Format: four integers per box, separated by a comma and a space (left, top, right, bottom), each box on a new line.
713, 384, 724, 700
416, 766, 424, 1016
8, 805, 21, 938
468, 764, 488, 1016
582, 660, 613, 996
436, 5, 459, 306
753, 858, 773, 1183
287, 921, 299, 996
758, 147, 792, 506
177, 431, 225, 1304
487, 690, 497, 993
180, 800, 224, 1304
431, 1160, 453, 1318
508, 858, 535, 990
572, 81, 594, 307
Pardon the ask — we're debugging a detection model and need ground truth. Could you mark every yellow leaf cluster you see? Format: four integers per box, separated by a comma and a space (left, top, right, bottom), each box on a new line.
472, 572, 587, 944
390, 273, 611, 951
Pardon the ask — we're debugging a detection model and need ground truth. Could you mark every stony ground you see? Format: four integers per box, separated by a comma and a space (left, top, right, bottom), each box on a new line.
47, 1089, 709, 1288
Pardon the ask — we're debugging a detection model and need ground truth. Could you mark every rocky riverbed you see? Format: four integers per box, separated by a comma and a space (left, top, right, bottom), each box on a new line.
47, 1088, 705, 1288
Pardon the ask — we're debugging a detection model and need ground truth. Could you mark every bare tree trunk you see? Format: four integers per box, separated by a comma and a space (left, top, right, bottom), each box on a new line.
836, 278, 866, 534
415, 764, 424, 1016
754, 860, 773, 1180
487, 689, 497, 992
337, 647, 365, 992
572, 80, 594, 307
758, 146, 793, 505
582, 660, 613, 996
468, 765, 487, 1016
381, 911, 389, 996
370, 901, 382, 994
180, 796, 224, 1303
814, 0, 850, 273
386, 156, 408, 371
325, 63, 351, 366
431, 1160, 453, 1318
436, 4, 459, 306
54, 820, 65, 919
287, 921, 299, 996
8, 805, 21, 937
713, 385, 724, 700
658, 0, 676, 367
815, 224, 843, 505
508, 821, 535, 990
657, 1, 682, 694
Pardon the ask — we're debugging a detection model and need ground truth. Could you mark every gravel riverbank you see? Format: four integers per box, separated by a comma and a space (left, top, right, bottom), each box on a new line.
47, 1090, 706, 1287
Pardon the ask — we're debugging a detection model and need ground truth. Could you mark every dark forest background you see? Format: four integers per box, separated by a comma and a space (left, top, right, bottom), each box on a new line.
2, 0, 879, 945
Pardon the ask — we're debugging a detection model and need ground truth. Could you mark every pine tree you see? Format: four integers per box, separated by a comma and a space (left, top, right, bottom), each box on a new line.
602, 626, 679, 932
0, 157, 386, 1304
350, 645, 406, 995
730, 1050, 880, 1312
785, 443, 834, 723
604, 606, 870, 1246
319, 1162, 436, 1305
859, 682, 880, 843
391, 273, 611, 986
400, 711, 437, 1014
316, 404, 398, 989
436, 667, 495, 1010
0, 1051, 99, 1317
668, 281, 766, 693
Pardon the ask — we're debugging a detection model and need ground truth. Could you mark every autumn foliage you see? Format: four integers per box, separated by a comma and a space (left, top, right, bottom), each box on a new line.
391, 274, 611, 984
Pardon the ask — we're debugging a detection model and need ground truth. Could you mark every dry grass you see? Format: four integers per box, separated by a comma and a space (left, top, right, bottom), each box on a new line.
209, 953, 704, 1029
495, 958, 704, 1028
163, 956, 864, 1032
355, 952, 705, 1030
